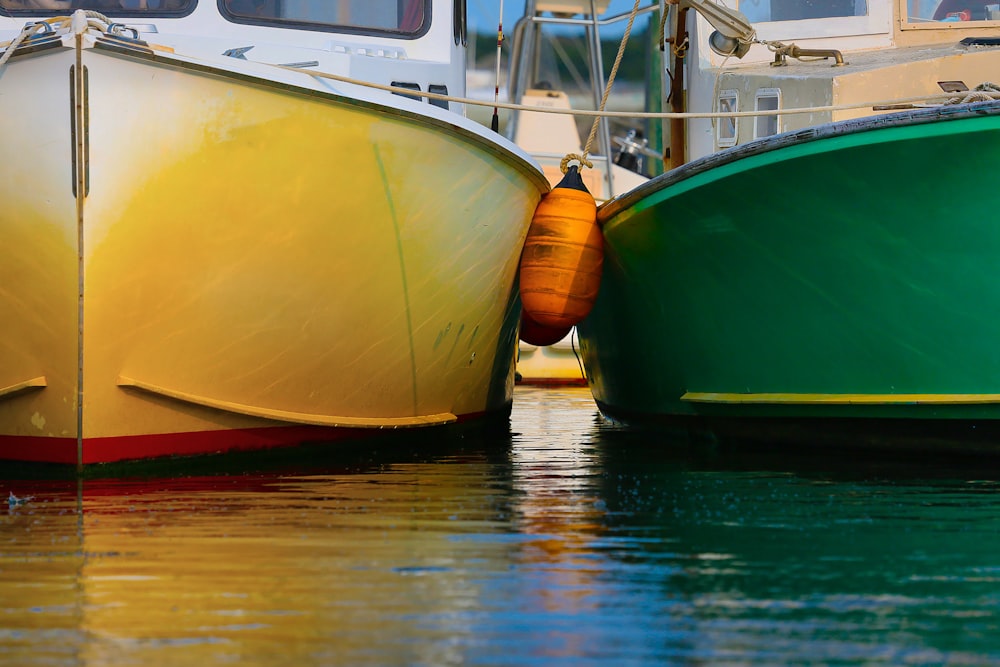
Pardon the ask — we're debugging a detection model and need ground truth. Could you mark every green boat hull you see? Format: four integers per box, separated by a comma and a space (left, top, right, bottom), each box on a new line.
578, 101, 1000, 444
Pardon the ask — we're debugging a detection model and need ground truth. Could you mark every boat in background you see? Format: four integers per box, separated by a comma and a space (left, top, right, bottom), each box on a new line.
576, 0, 1000, 448
0, 0, 548, 466
517, 332, 588, 387
506, 0, 660, 386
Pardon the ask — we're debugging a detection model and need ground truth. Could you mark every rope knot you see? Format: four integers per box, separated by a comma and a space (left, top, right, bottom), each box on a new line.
947, 81, 1000, 105
560, 154, 594, 174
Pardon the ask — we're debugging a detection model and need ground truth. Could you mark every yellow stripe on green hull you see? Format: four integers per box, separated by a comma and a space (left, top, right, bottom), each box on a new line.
682, 392, 1000, 405
579, 101, 1000, 438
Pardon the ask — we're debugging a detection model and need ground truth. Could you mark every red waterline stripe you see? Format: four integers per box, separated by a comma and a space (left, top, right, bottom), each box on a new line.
0, 426, 350, 465
0, 435, 78, 465
516, 378, 588, 388
0, 408, 498, 465
80, 425, 359, 464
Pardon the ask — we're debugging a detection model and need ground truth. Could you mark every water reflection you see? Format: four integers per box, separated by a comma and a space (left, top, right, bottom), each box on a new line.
1, 387, 999, 665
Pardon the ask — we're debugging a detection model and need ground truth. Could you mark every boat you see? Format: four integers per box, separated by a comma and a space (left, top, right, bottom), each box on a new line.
516, 331, 588, 386
570, 0, 1000, 447
0, 0, 549, 465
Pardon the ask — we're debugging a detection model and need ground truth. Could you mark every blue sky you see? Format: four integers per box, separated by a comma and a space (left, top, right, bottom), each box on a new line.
465, 0, 509, 33
466, 0, 642, 34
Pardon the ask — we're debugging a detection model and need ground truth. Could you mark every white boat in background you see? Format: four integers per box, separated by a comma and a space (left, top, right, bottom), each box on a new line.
505, 0, 659, 387
517, 331, 588, 386
0, 0, 548, 465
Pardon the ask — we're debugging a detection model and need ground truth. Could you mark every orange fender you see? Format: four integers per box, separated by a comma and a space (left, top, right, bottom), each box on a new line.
519, 166, 603, 329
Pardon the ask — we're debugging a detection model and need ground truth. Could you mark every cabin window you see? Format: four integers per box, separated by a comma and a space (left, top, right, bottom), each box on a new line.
740, 0, 868, 23
0, 0, 193, 15
717, 90, 738, 148
754, 88, 780, 139
0, 0, 430, 34
736, 0, 890, 41
905, 0, 1000, 24
221, 0, 431, 37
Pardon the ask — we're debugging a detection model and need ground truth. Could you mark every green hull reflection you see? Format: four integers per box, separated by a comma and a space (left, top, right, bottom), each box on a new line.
2, 388, 1000, 665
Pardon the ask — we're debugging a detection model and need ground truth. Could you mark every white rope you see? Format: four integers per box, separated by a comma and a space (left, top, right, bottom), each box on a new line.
579, 0, 642, 163
0, 20, 60, 70
276, 62, 1000, 119
5, 15, 996, 122
947, 81, 1000, 104
0, 11, 111, 72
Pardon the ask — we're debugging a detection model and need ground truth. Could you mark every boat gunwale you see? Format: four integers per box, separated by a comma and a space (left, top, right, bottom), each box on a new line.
598, 99, 1000, 221
1, 30, 549, 193
89, 38, 550, 192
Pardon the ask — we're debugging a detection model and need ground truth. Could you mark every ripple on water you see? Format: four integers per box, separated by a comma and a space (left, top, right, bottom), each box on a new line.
0, 387, 998, 665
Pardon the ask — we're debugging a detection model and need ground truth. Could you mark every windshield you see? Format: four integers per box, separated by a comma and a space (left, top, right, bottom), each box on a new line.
222, 0, 427, 33
0, 0, 193, 14
739, 0, 869, 22
0, 0, 430, 35
907, 0, 1000, 22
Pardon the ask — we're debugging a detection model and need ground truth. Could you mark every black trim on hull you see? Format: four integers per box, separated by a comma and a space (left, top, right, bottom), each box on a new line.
595, 401, 1000, 456
600, 99, 1000, 220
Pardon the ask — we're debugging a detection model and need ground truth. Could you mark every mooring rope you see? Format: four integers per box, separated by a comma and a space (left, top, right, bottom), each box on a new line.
275, 62, 1000, 120
0, 11, 111, 71
0, 19, 57, 70
4, 14, 999, 122
564, 0, 643, 174
947, 81, 1000, 104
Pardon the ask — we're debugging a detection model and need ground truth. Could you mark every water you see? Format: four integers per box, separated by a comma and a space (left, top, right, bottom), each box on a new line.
3, 386, 1000, 666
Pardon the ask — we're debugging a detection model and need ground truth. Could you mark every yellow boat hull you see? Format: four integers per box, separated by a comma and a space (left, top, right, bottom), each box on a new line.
0, 37, 545, 464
